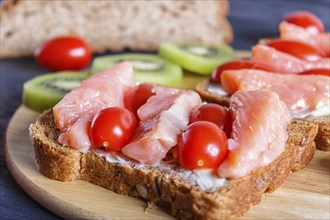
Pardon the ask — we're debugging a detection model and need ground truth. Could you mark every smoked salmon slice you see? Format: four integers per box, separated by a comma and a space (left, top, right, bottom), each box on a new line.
279, 21, 330, 57
53, 62, 135, 152
218, 90, 291, 178
251, 45, 330, 74
122, 86, 202, 164
221, 69, 330, 116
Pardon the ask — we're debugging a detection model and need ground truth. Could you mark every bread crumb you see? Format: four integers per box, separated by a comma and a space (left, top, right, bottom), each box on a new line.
145, 202, 158, 213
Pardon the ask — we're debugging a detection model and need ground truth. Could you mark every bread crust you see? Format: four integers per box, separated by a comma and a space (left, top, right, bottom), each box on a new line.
216, 0, 233, 44
31, 109, 318, 219
195, 79, 330, 151
304, 115, 330, 151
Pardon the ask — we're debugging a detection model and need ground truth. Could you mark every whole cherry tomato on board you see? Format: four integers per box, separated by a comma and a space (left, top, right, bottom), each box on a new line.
34, 36, 92, 71
284, 11, 324, 33
178, 121, 228, 169
211, 60, 274, 83
267, 39, 324, 61
89, 107, 138, 151
298, 68, 330, 77
190, 103, 233, 137
124, 84, 155, 119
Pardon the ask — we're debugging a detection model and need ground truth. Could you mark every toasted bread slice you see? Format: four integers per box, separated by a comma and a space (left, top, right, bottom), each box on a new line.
0, 0, 232, 58
196, 79, 330, 151
30, 109, 317, 219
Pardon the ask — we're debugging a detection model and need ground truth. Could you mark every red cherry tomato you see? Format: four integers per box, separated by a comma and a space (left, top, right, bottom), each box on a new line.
89, 107, 138, 151
267, 39, 324, 61
124, 84, 155, 119
178, 121, 228, 169
298, 68, 330, 76
211, 60, 274, 84
190, 103, 232, 137
34, 36, 92, 71
284, 11, 324, 33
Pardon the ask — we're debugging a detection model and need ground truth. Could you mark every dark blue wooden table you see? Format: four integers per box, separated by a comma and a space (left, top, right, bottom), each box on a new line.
1, 0, 329, 219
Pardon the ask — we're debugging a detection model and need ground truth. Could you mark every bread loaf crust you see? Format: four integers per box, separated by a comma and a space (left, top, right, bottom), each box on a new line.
195, 79, 330, 152
0, 0, 233, 58
31, 109, 318, 219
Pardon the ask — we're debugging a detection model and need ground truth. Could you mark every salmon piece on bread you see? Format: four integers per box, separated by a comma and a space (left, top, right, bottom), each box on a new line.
251, 45, 330, 74
221, 69, 330, 116
122, 86, 202, 164
53, 62, 135, 153
279, 21, 330, 57
218, 90, 291, 178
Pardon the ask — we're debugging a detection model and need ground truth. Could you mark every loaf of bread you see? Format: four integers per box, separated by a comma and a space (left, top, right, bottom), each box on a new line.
195, 79, 330, 151
0, 0, 233, 58
30, 109, 318, 219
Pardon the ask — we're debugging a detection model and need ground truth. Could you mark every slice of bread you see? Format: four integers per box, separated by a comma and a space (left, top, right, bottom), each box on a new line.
195, 79, 330, 151
30, 109, 318, 219
0, 0, 232, 58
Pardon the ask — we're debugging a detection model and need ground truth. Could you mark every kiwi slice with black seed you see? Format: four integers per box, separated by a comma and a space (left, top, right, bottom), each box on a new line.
23, 71, 90, 112
159, 42, 236, 75
91, 53, 183, 87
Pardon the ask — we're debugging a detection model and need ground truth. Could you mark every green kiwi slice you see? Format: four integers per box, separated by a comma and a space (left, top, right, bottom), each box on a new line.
91, 53, 183, 87
22, 71, 90, 112
159, 42, 236, 75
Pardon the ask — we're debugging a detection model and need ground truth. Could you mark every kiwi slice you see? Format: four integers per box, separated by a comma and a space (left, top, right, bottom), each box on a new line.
23, 71, 90, 112
91, 54, 183, 87
159, 42, 236, 75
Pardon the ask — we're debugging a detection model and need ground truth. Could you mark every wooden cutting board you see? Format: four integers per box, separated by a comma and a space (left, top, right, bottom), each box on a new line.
5, 105, 330, 219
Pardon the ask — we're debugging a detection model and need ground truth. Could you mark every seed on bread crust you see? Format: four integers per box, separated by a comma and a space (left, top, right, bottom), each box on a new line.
136, 184, 149, 199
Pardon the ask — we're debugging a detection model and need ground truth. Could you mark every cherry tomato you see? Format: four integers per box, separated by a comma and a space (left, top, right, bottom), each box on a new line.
89, 107, 138, 151
34, 36, 92, 71
178, 121, 228, 169
211, 60, 274, 84
190, 103, 232, 137
267, 39, 324, 61
298, 68, 330, 76
124, 84, 155, 119
284, 11, 324, 33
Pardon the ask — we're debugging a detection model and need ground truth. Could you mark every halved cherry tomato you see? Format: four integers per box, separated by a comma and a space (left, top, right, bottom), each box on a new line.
124, 84, 155, 119
284, 11, 324, 33
211, 60, 274, 84
267, 39, 324, 61
34, 36, 92, 71
89, 107, 138, 151
178, 121, 228, 169
298, 68, 330, 76
190, 103, 232, 137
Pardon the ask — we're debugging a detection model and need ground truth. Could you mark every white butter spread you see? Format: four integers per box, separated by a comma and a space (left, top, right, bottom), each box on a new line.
306, 102, 330, 117
292, 101, 330, 118
193, 169, 226, 191
93, 149, 226, 192
207, 83, 229, 96
92, 148, 133, 164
